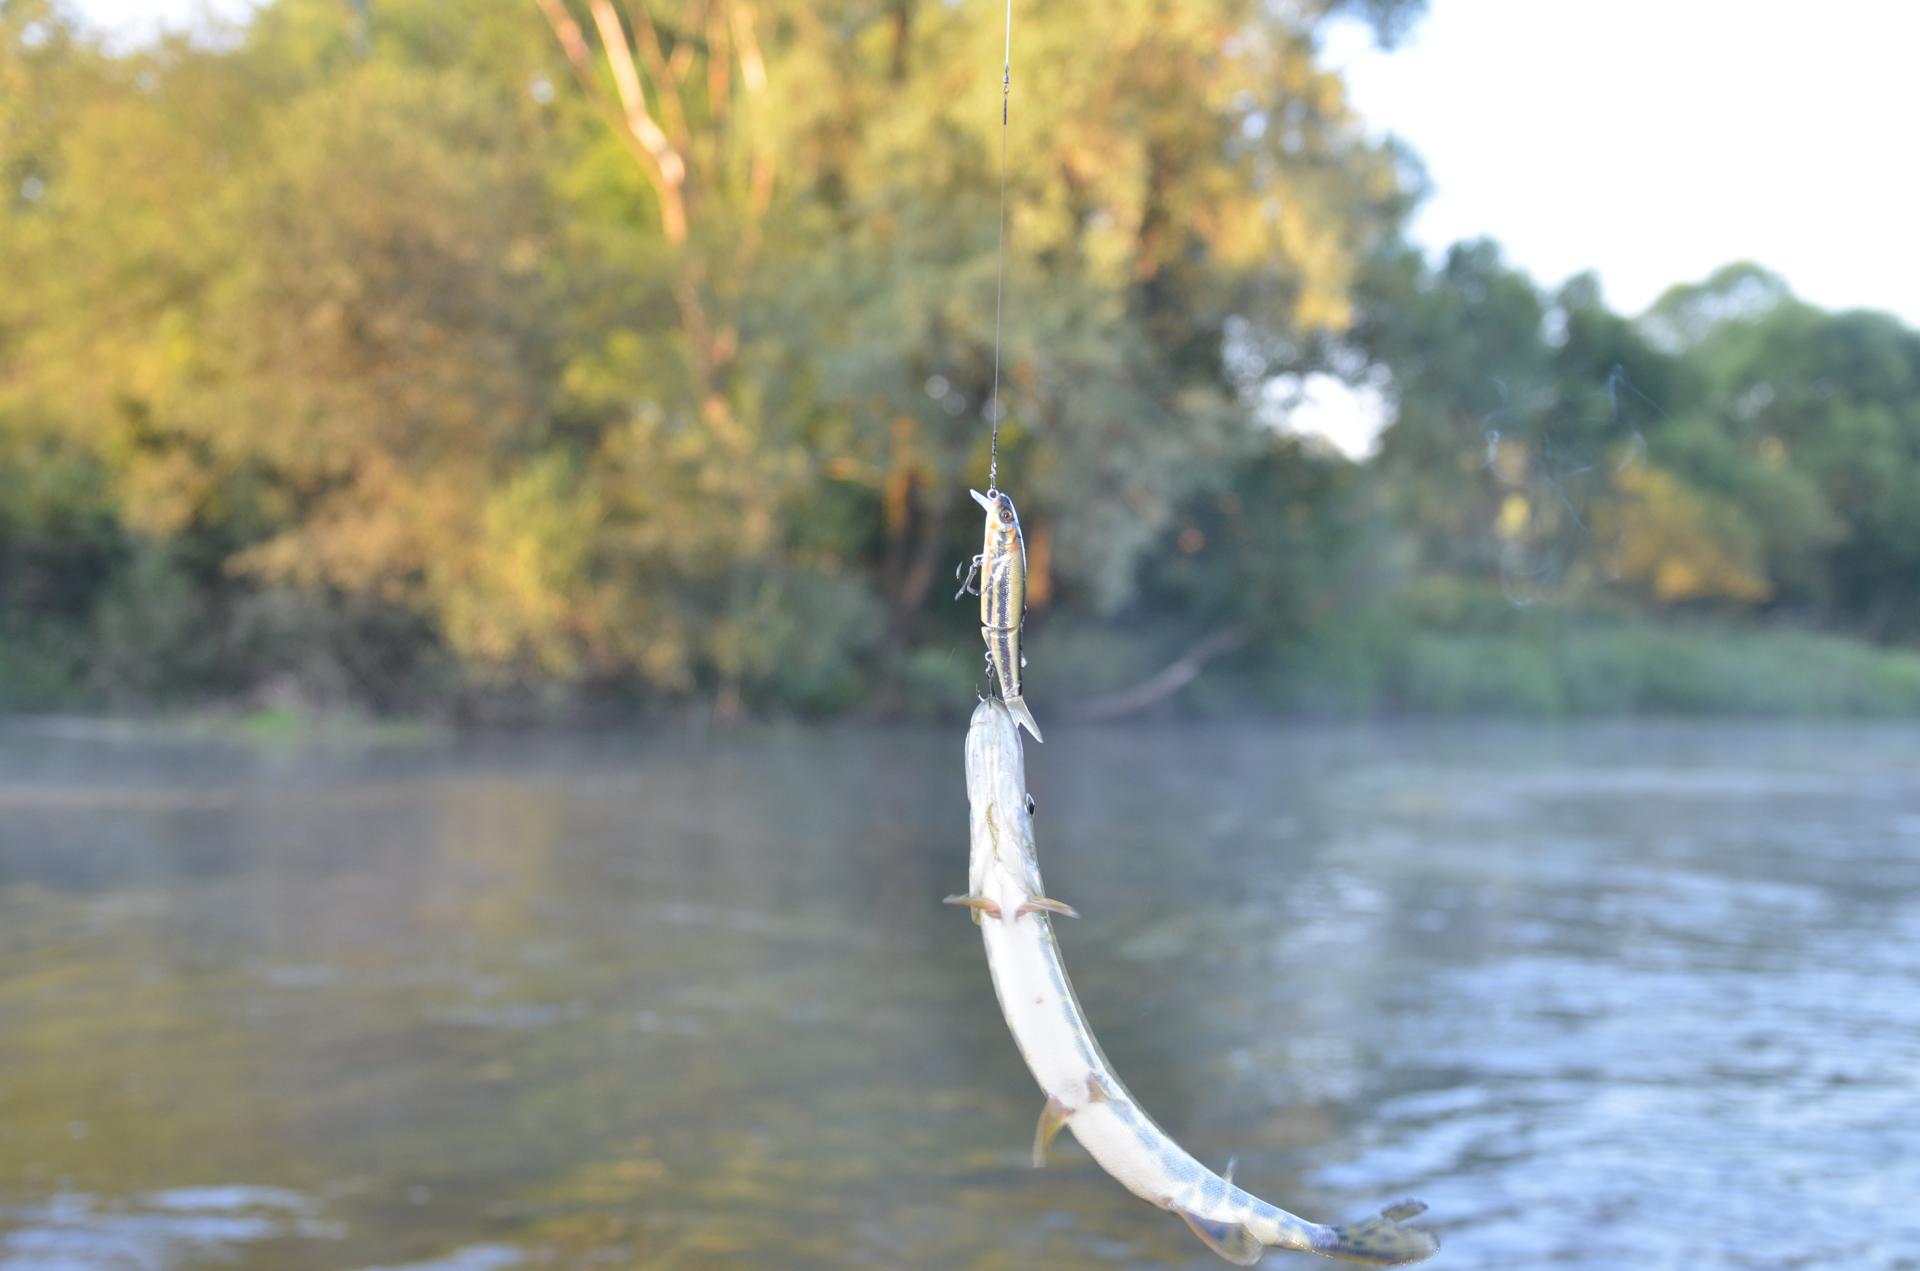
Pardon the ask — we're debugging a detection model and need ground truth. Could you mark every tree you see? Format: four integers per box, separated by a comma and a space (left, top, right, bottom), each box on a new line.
770, 0, 1420, 627
1653, 275, 1920, 634
1355, 244, 1787, 613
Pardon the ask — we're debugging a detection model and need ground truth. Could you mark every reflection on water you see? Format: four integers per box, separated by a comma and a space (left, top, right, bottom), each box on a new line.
1, 721, 1917, 1269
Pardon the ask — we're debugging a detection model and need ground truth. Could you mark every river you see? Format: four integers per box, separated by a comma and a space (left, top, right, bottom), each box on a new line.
1, 719, 1916, 1269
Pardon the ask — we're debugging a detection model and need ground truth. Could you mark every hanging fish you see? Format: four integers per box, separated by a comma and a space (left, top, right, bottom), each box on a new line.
956, 488, 1043, 742
949, 698, 1439, 1266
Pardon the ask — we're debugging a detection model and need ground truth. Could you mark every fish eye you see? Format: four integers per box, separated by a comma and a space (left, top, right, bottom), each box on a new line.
999, 506, 1015, 523
1025, 793, 1036, 817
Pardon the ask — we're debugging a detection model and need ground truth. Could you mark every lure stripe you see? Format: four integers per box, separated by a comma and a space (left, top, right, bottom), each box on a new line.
969, 488, 1038, 739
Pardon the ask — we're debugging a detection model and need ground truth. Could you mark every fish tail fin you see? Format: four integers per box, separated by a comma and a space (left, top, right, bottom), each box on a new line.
1004, 694, 1043, 743
1312, 1200, 1439, 1266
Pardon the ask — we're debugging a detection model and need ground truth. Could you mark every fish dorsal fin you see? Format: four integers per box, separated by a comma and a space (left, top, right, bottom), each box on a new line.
1178, 1210, 1264, 1267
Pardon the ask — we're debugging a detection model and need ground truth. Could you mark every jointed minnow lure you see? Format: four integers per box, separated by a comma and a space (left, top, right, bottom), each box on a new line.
956, 488, 1043, 742
947, 698, 1438, 1266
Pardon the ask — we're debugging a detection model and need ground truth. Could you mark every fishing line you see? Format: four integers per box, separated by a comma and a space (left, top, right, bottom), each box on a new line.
986, 0, 1012, 494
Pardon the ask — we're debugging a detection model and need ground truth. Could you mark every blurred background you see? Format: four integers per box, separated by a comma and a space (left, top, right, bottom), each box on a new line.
4, 2, 1920, 1269
5, 0, 1920, 724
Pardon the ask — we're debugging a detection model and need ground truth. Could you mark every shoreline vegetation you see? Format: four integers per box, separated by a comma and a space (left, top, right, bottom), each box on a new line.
6, 3, 1920, 727
12, 613, 1920, 743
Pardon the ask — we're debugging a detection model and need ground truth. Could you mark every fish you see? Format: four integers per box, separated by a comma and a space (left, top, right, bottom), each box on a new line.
945, 698, 1439, 1266
955, 488, 1043, 742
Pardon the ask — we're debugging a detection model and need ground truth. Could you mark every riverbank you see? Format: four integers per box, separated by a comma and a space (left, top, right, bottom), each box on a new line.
898, 611, 1920, 722
9, 613, 1920, 736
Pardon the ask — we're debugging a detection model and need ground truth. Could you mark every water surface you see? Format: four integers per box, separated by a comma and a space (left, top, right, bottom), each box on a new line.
2, 720, 1917, 1269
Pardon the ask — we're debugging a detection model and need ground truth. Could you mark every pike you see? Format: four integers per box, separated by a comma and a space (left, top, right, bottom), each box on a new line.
946, 698, 1439, 1267
956, 488, 1043, 742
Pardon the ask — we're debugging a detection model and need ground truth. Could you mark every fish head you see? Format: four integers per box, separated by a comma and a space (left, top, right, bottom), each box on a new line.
970, 488, 1022, 536
964, 697, 1031, 853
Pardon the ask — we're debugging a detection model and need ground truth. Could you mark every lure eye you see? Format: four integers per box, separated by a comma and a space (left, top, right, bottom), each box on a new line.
1024, 793, 1036, 817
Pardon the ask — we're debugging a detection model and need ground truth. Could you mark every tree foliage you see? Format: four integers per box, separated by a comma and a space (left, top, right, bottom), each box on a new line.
2, 0, 1916, 718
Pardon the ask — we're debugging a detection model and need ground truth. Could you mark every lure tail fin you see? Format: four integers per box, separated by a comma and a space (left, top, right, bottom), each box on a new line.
1313, 1200, 1439, 1266
1004, 694, 1043, 743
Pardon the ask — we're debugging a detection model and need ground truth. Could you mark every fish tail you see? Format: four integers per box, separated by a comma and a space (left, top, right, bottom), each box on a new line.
1003, 693, 1043, 743
1307, 1201, 1439, 1266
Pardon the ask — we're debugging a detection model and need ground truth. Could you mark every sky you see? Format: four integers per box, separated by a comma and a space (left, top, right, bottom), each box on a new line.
71, 0, 252, 41
72, 0, 1919, 327
64, 0, 1920, 452
1326, 0, 1920, 326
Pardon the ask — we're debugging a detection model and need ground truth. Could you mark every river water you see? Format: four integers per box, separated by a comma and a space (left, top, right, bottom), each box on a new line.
0, 720, 1916, 1270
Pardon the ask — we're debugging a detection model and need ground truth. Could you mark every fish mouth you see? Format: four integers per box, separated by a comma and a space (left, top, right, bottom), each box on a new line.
968, 696, 1009, 729
970, 488, 996, 512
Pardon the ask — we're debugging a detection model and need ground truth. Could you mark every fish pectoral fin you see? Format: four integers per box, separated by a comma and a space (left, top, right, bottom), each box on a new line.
942, 894, 1003, 925
1177, 1210, 1264, 1267
1015, 895, 1078, 919
1031, 1096, 1073, 1168
1315, 1200, 1439, 1266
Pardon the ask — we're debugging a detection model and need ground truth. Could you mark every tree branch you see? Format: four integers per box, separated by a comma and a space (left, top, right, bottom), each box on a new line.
621, 0, 691, 151
730, 0, 775, 220
1068, 626, 1250, 721
584, 0, 689, 242
534, 0, 688, 244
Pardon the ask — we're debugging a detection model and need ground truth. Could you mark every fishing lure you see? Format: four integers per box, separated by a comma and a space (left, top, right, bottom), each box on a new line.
956, 488, 1042, 741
